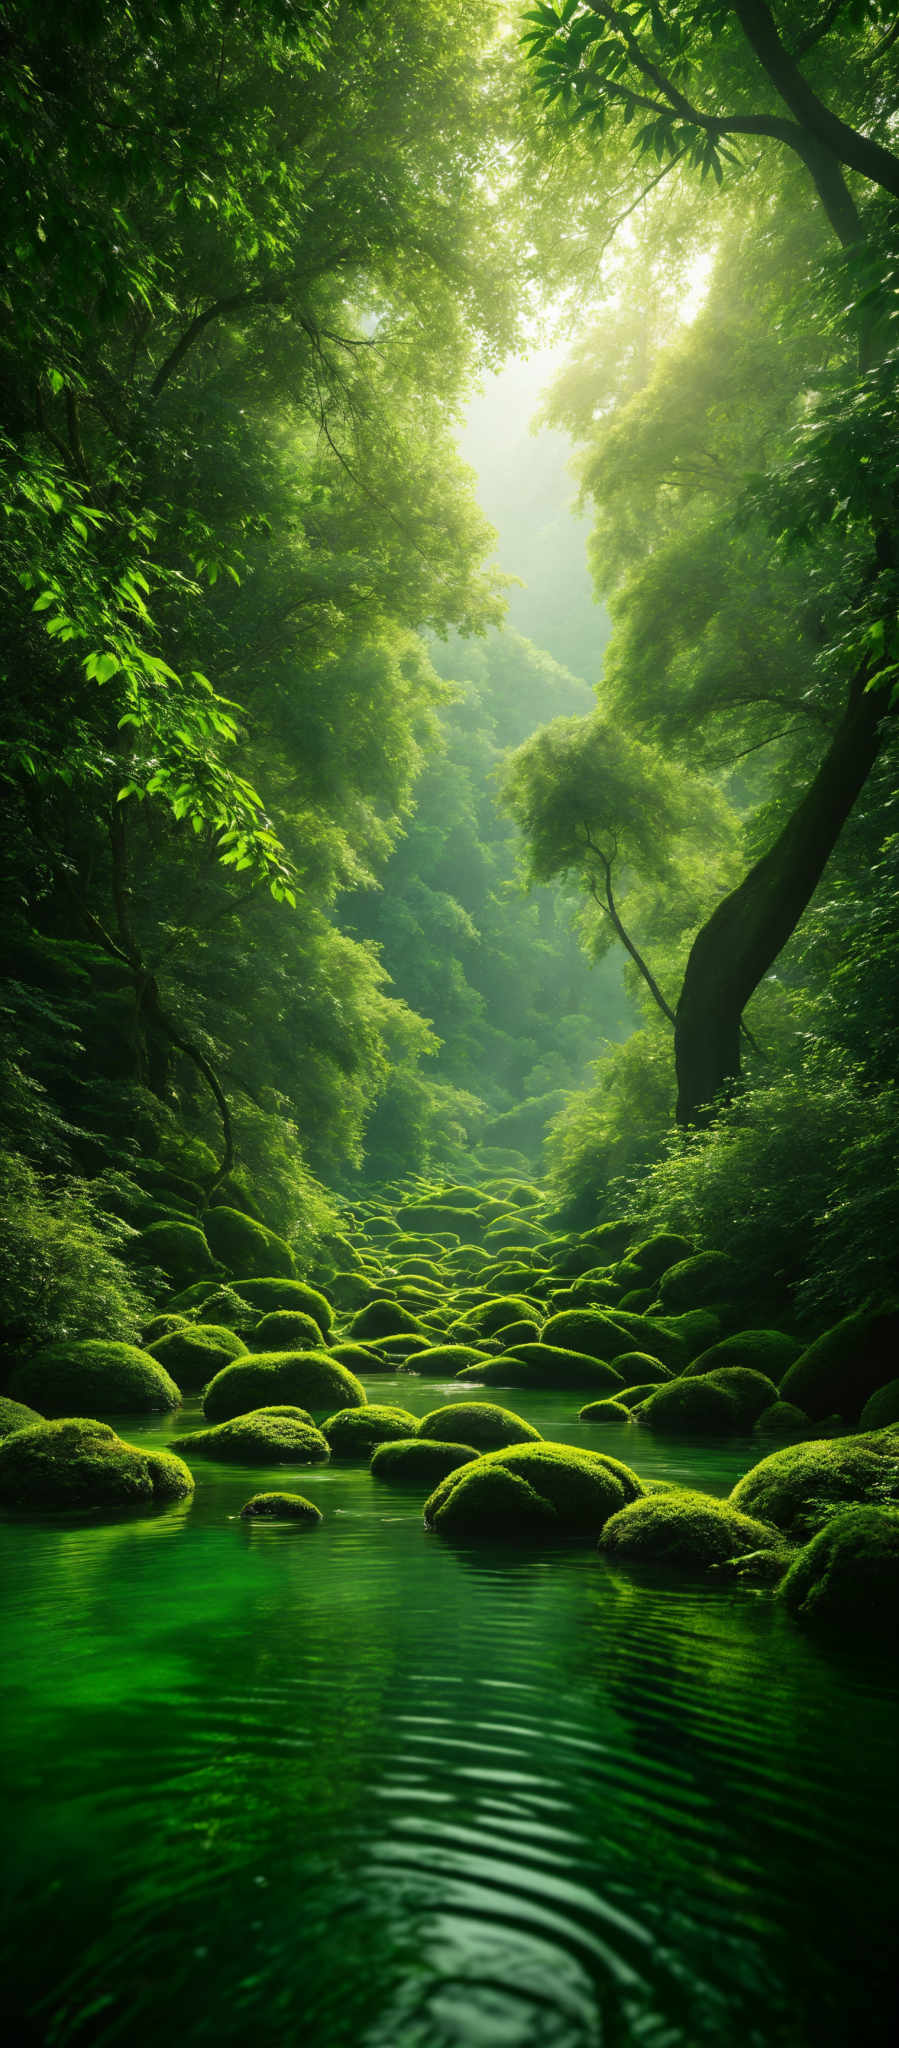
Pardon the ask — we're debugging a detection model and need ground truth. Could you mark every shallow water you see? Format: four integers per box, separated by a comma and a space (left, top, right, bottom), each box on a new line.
2, 1379, 897, 2048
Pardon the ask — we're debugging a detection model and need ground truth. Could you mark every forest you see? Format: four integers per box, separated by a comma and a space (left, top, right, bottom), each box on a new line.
1, 5, 898, 2047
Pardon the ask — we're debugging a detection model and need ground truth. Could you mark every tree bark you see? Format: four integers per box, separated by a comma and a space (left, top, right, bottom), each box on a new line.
674, 676, 891, 1124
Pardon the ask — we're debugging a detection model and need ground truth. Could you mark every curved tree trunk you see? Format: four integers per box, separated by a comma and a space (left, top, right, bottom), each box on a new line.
675, 677, 891, 1125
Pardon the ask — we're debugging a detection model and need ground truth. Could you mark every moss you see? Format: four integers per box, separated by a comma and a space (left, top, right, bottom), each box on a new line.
240, 1492, 323, 1523
600, 1490, 779, 1571
349, 1299, 430, 1341
860, 1379, 899, 1430
657, 1252, 743, 1311
498, 1344, 625, 1392
730, 1432, 899, 1537
0, 1418, 194, 1511
232, 1278, 333, 1334
147, 1323, 246, 1393
323, 1404, 419, 1457
0, 1395, 44, 1439
578, 1399, 634, 1424
203, 1350, 366, 1423
560, 1273, 623, 1308
10, 1340, 181, 1418
183, 1286, 256, 1331
490, 1318, 541, 1348
615, 1383, 663, 1409
612, 1351, 671, 1386
541, 1310, 634, 1361
777, 1506, 899, 1632
463, 1295, 539, 1337
410, 1344, 494, 1374
753, 1400, 811, 1438
171, 1406, 328, 1463
396, 1202, 484, 1243
425, 1441, 644, 1541
593, 1312, 690, 1373
624, 1234, 695, 1284
427, 1463, 559, 1542
328, 1341, 407, 1375
658, 1309, 723, 1360
699, 1368, 779, 1426
416, 1401, 542, 1449
684, 1330, 802, 1382
142, 1313, 192, 1343
635, 1377, 744, 1436
327, 1272, 383, 1312
362, 1333, 436, 1361
203, 1207, 295, 1281
369, 1438, 478, 1485
780, 1308, 899, 1422
247, 1310, 327, 1353
164, 1279, 224, 1313
138, 1219, 218, 1285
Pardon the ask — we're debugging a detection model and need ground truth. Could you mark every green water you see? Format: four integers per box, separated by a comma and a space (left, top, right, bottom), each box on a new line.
2, 1378, 897, 2048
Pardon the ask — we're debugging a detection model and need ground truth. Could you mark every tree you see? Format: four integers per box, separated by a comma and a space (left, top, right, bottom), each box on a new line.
523, 0, 899, 1120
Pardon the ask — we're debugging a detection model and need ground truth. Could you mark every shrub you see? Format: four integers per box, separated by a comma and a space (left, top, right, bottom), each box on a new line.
369, 1439, 478, 1485
0, 1418, 193, 1510
203, 1207, 295, 1280
730, 1433, 899, 1537
778, 1506, 899, 1631
171, 1407, 328, 1463
202, 1350, 365, 1422
416, 1401, 541, 1448
0, 1152, 153, 1357
10, 1339, 181, 1417
146, 1323, 246, 1392
240, 1492, 323, 1523
323, 1405, 419, 1457
600, 1490, 779, 1571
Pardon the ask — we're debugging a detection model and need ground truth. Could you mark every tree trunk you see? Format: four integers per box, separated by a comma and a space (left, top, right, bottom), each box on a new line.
674, 678, 890, 1125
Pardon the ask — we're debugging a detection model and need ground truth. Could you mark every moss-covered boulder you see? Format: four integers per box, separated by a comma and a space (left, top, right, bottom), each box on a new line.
328, 1341, 405, 1375
10, 1340, 181, 1418
171, 1407, 328, 1463
616, 1383, 665, 1409
460, 1295, 538, 1338
138, 1219, 218, 1286
777, 1506, 899, 1634
683, 1329, 801, 1383
142, 1313, 192, 1344
203, 1207, 295, 1280
779, 1308, 899, 1422
426, 1462, 559, 1541
492, 1318, 541, 1347
146, 1323, 246, 1393
181, 1286, 255, 1331
730, 1432, 899, 1538
860, 1379, 899, 1431
753, 1400, 810, 1438
362, 1333, 437, 1361
410, 1344, 494, 1375
322, 1404, 419, 1457
369, 1439, 478, 1485
657, 1252, 743, 1312
540, 1310, 633, 1362
203, 1351, 365, 1424
578, 1399, 633, 1424
240, 1492, 323, 1524
247, 1310, 327, 1353
0, 1395, 44, 1439
611, 1351, 671, 1387
600, 1490, 779, 1571
163, 1279, 225, 1314
592, 1312, 690, 1374
634, 1376, 744, 1435
416, 1401, 541, 1449
425, 1441, 644, 1542
494, 1344, 625, 1392
228, 1278, 333, 1335
699, 1368, 779, 1426
349, 1299, 429, 1342
623, 1234, 695, 1284
0, 1418, 193, 1511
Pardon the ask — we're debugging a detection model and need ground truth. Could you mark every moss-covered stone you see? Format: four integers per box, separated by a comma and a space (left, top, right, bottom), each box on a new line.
859, 1379, 899, 1431
164, 1279, 225, 1314
0, 1418, 193, 1511
578, 1399, 634, 1424
634, 1376, 744, 1436
494, 1344, 625, 1392
147, 1323, 246, 1392
323, 1404, 419, 1457
600, 1490, 779, 1571
203, 1350, 366, 1423
730, 1432, 899, 1537
683, 1329, 801, 1383
369, 1438, 478, 1485
186, 1286, 256, 1331
328, 1341, 405, 1375
0, 1395, 44, 1439
240, 1492, 323, 1523
780, 1308, 899, 1422
460, 1295, 538, 1338
624, 1233, 695, 1284
171, 1407, 328, 1463
491, 1318, 541, 1347
142, 1313, 192, 1344
657, 1252, 743, 1312
234, 1278, 334, 1334
138, 1219, 218, 1285
416, 1401, 541, 1449
427, 1462, 559, 1541
611, 1351, 671, 1386
593, 1312, 690, 1373
362, 1333, 437, 1361
10, 1340, 181, 1418
410, 1344, 494, 1374
753, 1400, 811, 1438
777, 1505, 899, 1633
699, 1368, 779, 1425
247, 1310, 327, 1353
349, 1299, 429, 1341
540, 1309, 633, 1361
425, 1440, 644, 1541
203, 1207, 295, 1280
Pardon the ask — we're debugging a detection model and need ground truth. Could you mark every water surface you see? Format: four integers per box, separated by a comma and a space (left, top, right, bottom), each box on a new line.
2, 1380, 897, 2047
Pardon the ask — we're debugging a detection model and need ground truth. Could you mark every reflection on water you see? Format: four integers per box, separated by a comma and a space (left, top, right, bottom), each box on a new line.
1, 1383, 897, 2047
